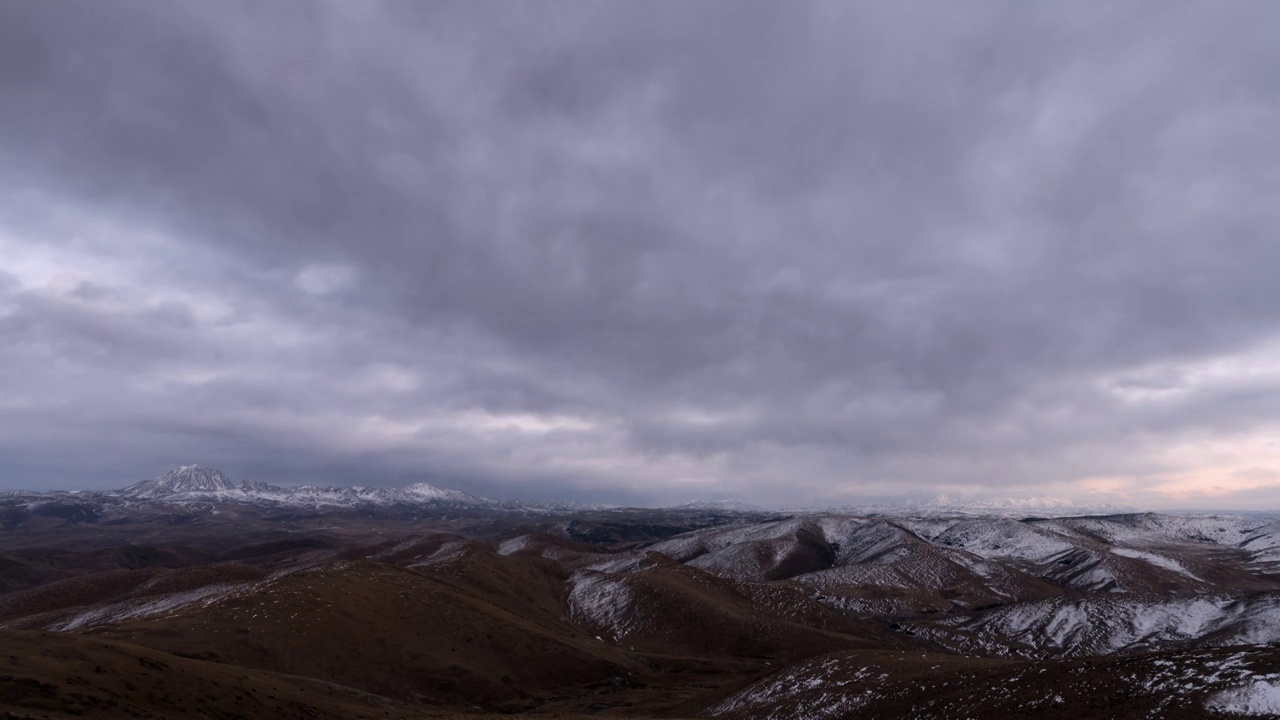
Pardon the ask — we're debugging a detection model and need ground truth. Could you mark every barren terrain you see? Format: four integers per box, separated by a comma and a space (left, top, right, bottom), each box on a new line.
3, 473, 1279, 718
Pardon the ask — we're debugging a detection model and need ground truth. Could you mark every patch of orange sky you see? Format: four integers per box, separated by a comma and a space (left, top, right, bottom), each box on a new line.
1079, 429, 1280, 509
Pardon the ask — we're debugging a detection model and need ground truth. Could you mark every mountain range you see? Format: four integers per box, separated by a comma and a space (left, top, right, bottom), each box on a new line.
4, 466, 1280, 718
10, 464, 1141, 517
120, 464, 488, 507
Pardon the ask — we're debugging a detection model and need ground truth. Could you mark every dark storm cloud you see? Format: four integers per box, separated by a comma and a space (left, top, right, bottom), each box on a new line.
2, 1, 1280, 507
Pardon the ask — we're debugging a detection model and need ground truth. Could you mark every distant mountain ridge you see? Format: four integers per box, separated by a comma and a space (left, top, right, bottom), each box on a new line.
674, 499, 763, 512
12, 466, 1147, 516
917, 493, 1139, 517
825, 494, 1139, 518
120, 464, 490, 508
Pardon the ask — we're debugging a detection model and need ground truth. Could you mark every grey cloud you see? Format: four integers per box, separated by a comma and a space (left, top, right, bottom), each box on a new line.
2, 1, 1280, 507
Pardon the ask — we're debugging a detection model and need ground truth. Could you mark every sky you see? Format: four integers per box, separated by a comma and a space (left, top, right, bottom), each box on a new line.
2, 1, 1280, 509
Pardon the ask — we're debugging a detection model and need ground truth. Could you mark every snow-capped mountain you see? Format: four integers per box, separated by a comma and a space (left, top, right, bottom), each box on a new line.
118, 465, 491, 508
123, 465, 239, 497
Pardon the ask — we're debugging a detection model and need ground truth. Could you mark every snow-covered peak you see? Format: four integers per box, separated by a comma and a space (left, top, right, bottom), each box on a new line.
400, 482, 476, 502
123, 465, 238, 498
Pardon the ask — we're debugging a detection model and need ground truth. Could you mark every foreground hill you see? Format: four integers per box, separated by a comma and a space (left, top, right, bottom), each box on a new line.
0, 630, 445, 719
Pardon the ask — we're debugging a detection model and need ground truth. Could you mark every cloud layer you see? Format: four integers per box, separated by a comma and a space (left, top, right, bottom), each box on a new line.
3, 1, 1280, 507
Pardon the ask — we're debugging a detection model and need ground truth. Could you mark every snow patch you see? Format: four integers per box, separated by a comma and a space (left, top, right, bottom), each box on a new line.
51, 583, 250, 631
1207, 678, 1280, 716
567, 571, 639, 640
1110, 547, 1204, 581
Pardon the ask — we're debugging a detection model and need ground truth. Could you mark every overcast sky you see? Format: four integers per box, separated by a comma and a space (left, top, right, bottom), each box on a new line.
3, 1, 1280, 508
